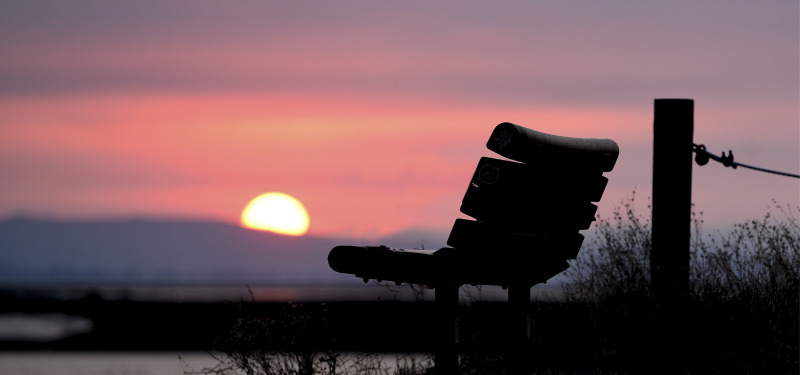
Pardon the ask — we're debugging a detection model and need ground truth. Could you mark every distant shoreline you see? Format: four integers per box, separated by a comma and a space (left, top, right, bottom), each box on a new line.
0, 282, 566, 303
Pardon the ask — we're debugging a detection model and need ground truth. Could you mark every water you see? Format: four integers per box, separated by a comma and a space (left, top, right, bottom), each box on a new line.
0, 352, 431, 375
0, 352, 219, 375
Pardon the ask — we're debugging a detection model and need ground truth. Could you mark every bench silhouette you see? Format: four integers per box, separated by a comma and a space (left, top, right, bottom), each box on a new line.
328, 122, 619, 289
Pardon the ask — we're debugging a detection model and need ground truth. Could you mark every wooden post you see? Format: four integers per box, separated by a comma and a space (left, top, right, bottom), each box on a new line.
507, 284, 531, 374
651, 98, 694, 369
435, 283, 459, 375
651, 98, 693, 305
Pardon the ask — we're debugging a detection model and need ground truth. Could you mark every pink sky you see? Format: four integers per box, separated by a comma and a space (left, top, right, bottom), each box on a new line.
1, 1, 797, 238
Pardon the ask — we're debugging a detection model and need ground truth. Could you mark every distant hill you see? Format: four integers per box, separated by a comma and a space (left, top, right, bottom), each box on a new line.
0, 218, 448, 285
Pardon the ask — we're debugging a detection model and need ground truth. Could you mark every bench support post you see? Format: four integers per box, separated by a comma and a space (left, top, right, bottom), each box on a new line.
435, 283, 459, 375
508, 284, 531, 374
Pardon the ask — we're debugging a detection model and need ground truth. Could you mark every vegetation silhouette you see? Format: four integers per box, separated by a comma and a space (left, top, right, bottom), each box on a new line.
562, 193, 799, 374
187, 294, 433, 375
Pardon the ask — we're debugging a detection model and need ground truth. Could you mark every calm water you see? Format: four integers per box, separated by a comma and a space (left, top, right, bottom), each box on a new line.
0, 352, 431, 375
0, 352, 219, 375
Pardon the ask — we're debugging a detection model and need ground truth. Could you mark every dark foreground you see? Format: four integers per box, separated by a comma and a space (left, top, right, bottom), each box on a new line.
1, 295, 797, 374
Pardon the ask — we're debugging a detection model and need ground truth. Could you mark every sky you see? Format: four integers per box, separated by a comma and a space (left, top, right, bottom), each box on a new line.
1, 1, 798, 239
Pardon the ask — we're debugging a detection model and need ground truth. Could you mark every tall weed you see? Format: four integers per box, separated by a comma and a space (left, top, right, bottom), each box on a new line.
563, 193, 799, 372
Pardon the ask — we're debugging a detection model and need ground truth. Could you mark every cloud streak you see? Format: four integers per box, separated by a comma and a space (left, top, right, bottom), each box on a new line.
2, 2, 795, 106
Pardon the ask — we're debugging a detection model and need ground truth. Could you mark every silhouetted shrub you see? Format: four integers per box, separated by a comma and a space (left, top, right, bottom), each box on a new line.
563, 193, 799, 373
187, 299, 433, 375
193, 302, 332, 375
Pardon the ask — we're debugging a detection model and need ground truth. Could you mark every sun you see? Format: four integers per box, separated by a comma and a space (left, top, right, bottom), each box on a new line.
240, 192, 310, 236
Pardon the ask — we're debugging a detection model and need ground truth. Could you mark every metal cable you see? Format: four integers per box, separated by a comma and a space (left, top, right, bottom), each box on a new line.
692, 143, 800, 179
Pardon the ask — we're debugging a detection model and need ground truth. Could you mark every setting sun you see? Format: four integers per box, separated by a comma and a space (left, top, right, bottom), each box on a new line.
240, 192, 310, 236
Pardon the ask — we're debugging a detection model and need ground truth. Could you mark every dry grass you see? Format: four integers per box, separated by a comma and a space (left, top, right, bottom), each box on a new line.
563, 193, 799, 373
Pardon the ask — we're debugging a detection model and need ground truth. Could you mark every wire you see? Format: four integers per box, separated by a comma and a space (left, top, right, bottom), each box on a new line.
692, 143, 800, 179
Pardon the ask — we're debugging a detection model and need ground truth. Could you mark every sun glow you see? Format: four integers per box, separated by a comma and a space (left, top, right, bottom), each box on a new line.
240, 192, 310, 236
